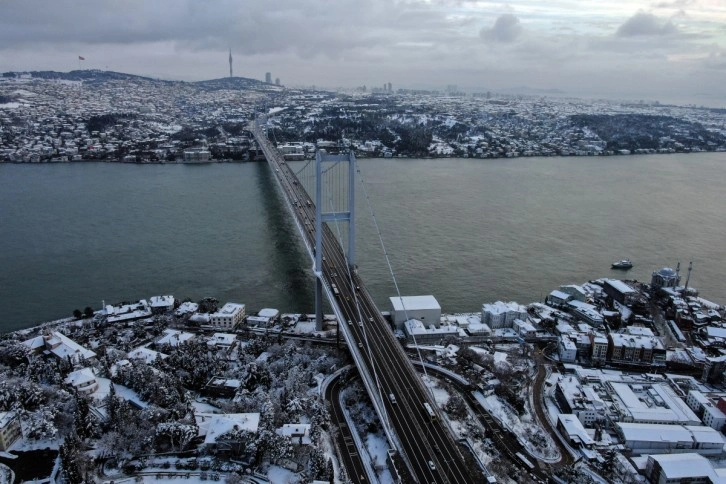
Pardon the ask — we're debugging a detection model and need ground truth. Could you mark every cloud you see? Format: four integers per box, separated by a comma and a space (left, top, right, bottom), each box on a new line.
652, 0, 694, 8
616, 12, 678, 36
480, 14, 523, 43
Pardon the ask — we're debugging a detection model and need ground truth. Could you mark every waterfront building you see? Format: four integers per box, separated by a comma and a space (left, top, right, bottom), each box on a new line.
104, 300, 152, 323
0, 411, 22, 451
210, 303, 246, 330
559, 284, 588, 302
651, 267, 680, 290
279, 143, 305, 160
547, 290, 571, 308
603, 279, 638, 306
390, 295, 441, 329
182, 148, 211, 162
482, 301, 528, 329
149, 295, 175, 313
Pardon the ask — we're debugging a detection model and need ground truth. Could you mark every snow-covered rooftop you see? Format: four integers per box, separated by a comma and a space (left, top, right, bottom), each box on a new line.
196, 413, 260, 444
390, 295, 441, 312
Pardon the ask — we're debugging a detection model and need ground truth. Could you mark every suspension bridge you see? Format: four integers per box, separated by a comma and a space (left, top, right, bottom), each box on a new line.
248, 119, 476, 484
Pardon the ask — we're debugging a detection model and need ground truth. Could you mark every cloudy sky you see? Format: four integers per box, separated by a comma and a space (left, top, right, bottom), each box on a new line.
1, 0, 725, 105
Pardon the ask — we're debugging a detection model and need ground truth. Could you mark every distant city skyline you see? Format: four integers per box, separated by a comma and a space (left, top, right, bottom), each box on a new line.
1, 0, 725, 106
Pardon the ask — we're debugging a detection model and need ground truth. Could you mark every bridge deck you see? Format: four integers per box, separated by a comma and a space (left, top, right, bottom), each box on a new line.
249, 122, 477, 484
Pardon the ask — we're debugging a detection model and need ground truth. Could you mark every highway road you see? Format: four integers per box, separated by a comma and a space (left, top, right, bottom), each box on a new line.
250, 122, 478, 484
326, 373, 371, 483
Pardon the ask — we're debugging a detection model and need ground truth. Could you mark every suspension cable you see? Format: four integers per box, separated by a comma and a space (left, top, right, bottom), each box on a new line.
355, 161, 430, 381
323, 158, 388, 412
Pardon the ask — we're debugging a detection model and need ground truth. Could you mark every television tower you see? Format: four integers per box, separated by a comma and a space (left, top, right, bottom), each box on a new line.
229, 48, 233, 78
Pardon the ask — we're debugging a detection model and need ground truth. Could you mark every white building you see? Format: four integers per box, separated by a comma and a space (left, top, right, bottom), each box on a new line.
645, 453, 726, 484
277, 423, 312, 446
64, 367, 99, 395
390, 295, 441, 329
23, 331, 97, 364
558, 336, 578, 363
482, 301, 528, 329
207, 333, 237, 349
608, 381, 700, 425
557, 414, 595, 448
686, 390, 726, 430
196, 413, 260, 447
616, 422, 725, 455
513, 319, 537, 338
104, 299, 152, 323
149, 295, 175, 313
210, 303, 246, 330
156, 329, 195, 347
402, 319, 460, 344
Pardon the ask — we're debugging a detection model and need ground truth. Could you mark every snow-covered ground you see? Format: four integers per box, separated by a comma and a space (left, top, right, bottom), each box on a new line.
422, 375, 450, 407
480, 394, 559, 461
364, 434, 394, 484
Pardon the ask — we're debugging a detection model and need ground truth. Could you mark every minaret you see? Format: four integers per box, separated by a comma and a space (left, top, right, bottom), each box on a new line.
229, 48, 233, 78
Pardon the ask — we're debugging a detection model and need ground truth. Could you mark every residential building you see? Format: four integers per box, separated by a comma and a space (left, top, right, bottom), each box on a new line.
23, 331, 97, 364
210, 303, 246, 330
686, 390, 726, 430
64, 367, 99, 396
402, 319, 460, 344
608, 333, 666, 366
0, 411, 22, 451
149, 295, 175, 313
482, 301, 527, 329
558, 336, 577, 363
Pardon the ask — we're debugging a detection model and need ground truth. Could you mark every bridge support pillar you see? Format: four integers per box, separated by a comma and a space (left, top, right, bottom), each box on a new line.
315, 277, 324, 332
313, 150, 357, 332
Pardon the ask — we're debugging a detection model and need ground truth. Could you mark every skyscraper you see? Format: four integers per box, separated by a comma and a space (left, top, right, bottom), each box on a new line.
265, 72, 272, 84
229, 48, 233, 78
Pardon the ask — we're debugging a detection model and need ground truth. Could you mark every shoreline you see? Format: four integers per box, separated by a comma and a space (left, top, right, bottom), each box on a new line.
2, 148, 725, 165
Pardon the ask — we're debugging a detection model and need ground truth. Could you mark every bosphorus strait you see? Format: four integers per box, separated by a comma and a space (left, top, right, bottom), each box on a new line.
1, 152, 725, 332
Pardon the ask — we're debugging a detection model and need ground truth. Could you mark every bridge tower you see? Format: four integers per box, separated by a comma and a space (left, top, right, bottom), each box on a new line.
314, 151, 356, 330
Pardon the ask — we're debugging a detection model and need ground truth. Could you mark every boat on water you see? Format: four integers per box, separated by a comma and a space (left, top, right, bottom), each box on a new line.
611, 259, 633, 270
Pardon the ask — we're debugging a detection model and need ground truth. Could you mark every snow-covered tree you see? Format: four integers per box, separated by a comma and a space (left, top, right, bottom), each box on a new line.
23, 407, 59, 440
155, 422, 198, 452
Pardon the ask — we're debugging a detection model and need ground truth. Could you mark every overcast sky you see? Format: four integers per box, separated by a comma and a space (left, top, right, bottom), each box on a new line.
1, 0, 724, 106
